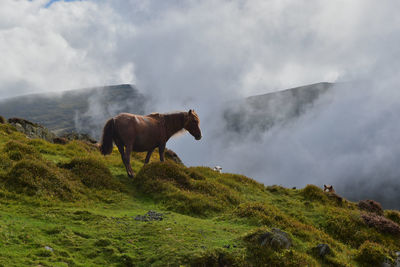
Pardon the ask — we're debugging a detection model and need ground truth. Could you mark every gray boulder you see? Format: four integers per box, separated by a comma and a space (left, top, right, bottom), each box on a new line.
8, 118, 56, 142
312, 244, 331, 258
258, 228, 292, 250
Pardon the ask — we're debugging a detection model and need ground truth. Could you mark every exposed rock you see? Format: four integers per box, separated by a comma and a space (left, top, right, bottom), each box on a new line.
8, 117, 56, 142
44, 246, 54, 252
358, 199, 383, 215
312, 244, 331, 258
395, 251, 400, 267
258, 228, 292, 250
0, 115, 5, 124
134, 210, 164, 222
60, 132, 97, 144
164, 148, 183, 165
53, 137, 69, 145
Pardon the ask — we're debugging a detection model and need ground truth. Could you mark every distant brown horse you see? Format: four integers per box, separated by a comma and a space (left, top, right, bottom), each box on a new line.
100, 110, 202, 177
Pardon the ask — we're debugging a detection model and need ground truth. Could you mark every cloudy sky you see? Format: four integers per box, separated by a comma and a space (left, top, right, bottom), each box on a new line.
2, 0, 387, 99
1, 0, 400, 207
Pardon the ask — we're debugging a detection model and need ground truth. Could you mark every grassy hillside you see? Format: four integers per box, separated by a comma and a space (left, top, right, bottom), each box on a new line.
0, 84, 145, 138
0, 121, 399, 266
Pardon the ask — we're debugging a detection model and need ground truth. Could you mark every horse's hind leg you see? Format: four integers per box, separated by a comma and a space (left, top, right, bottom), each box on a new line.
158, 144, 166, 162
124, 145, 134, 178
144, 148, 155, 164
115, 139, 133, 178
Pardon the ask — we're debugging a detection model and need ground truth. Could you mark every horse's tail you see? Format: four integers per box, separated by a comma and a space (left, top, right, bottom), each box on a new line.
100, 118, 114, 155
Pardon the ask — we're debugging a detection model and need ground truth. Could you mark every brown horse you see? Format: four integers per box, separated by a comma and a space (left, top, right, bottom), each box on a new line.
100, 109, 201, 177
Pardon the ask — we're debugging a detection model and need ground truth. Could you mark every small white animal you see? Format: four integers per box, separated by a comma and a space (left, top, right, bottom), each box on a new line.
213, 166, 222, 173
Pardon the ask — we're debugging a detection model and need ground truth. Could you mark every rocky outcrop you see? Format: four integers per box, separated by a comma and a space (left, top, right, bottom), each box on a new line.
8, 117, 56, 142
60, 132, 97, 144
134, 210, 164, 222
258, 228, 292, 250
164, 148, 183, 165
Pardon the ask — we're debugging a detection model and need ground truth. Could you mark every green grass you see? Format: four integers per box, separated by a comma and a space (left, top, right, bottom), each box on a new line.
0, 122, 399, 266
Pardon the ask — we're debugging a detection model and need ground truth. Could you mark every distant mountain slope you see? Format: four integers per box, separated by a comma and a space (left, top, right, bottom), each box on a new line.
0, 84, 146, 139
224, 82, 333, 134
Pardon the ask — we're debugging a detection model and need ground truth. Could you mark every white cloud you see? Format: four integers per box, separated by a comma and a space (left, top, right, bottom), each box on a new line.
0, 0, 136, 97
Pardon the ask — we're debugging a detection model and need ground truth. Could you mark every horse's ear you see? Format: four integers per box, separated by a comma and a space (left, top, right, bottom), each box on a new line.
188, 109, 192, 115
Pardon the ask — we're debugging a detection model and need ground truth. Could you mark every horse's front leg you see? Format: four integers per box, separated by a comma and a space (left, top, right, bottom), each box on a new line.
158, 144, 166, 162
124, 145, 135, 178
144, 148, 155, 164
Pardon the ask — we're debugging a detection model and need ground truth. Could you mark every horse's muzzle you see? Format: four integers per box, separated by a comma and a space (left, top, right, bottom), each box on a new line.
195, 135, 202, 140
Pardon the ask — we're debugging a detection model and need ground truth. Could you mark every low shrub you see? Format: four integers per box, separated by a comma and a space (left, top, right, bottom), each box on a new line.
385, 210, 400, 225
358, 200, 383, 215
355, 241, 387, 266
0, 115, 5, 124
266, 185, 290, 195
3, 140, 41, 161
60, 157, 122, 191
361, 213, 400, 236
321, 210, 373, 247
0, 123, 17, 135
6, 159, 76, 200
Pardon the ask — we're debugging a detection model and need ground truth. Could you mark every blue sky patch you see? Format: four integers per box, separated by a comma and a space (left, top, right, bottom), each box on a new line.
46, 0, 82, 8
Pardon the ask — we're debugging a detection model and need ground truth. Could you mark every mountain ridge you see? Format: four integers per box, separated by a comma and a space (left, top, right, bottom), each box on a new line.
0, 84, 146, 137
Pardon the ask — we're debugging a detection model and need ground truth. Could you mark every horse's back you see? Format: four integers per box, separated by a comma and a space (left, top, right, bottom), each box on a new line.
113, 113, 163, 151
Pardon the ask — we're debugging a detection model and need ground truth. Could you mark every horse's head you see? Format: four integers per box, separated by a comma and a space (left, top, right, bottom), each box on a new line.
184, 109, 202, 140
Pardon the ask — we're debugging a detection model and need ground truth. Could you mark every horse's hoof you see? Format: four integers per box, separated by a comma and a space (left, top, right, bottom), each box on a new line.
128, 173, 134, 178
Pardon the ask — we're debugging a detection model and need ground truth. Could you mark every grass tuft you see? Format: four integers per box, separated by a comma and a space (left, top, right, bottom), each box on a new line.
234, 202, 290, 227
385, 210, 400, 225
321, 210, 374, 247
60, 157, 122, 191
134, 162, 242, 216
0, 154, 13, 175
301, 184, 328, 203
6, 159, 77, 200
355, 241, 388, 266
3, 140, 41, 161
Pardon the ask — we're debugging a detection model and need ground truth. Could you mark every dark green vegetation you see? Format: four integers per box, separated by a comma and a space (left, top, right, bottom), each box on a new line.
0, 84, 145, 137
0, 121, 399, 266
